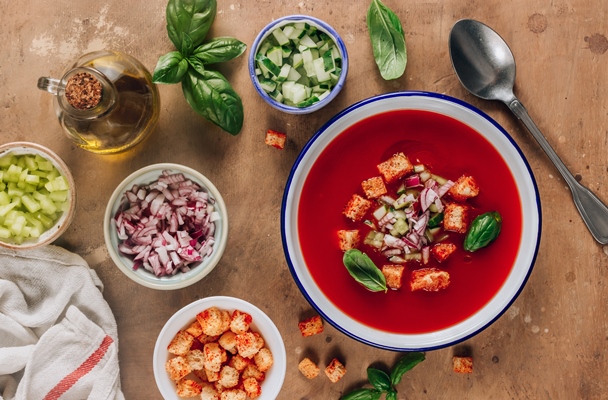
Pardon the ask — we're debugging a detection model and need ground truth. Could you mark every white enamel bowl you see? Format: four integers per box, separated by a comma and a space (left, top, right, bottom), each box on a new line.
104, 163, 228, 290
281, 91, 541, 351
153, 296, 286, 399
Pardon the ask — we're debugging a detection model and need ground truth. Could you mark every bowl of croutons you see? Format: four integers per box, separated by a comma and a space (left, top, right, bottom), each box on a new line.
281, 91, 541, 351
153, 296, 287, 399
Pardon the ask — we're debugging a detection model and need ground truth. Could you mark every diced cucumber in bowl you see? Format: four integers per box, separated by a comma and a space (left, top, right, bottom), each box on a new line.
253, 20, 345, 109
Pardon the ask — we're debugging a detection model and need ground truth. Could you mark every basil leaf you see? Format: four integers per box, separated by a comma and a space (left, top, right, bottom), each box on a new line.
390, 352, 426, 386
187, 56, 206, 75
166, 0, 217, 55
343, 249, 387, 293
182, 69, 243, 135
367, 368, 391, 392
367, 0, 407, 80
341, 388, 382, 400
386, 390, 398, 400
153, 51, 189, 84
464, 211, 502, 252
192, 37, 247, 65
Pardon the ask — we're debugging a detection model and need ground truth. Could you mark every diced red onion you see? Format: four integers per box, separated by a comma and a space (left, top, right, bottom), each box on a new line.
438, 180, 455, 197
113, 170, 217, 277
419, 188, 439, 212
405, 175, 421, 188
422, 246, 430, 265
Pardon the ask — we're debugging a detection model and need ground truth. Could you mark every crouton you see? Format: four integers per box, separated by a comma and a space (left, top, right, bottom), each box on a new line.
220, 389, 247, 400
265, 129, 286, 150
443, 202, 469, 234
205, 368, 220, 382
381, 265, 405, 290
448, 175, 480, 201
200, 382, 220, 400
218, 331, 238, 354
242, 377, 262, 399
410, 268, 450, 292
186, 349, 205, 370
241, 364, 265, 381
377, 153, 414, 183
453, 356, 473, 373
254, 348, 273, 372
361, 176, 387, 199
197, 334, 220, 345
324, 358, 347, 383
337, 229, 360, 251
298, 358, 320, 379
236, 332, 263, 358
431, 243, 457, 263
343, 194, 372, 221
218, 365, 240, 388
204, 343, 228, 372
193, 368, 209, 382
197, 307, 232, 337
253, 332, 264, 350
228, 354, 251, 372
176, 379, 203, 397
186, 320, 204, 338
165, 356, 191, 381
230, 310, 252, 335
167, 330, 195, 356
298, 315, 324, 337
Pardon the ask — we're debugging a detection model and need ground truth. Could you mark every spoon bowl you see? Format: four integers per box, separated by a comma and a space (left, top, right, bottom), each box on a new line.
449, 19, 608, 245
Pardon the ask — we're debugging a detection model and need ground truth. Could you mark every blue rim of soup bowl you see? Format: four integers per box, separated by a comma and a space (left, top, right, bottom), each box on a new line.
248, 15, 349, 114
280, 91, 542, 351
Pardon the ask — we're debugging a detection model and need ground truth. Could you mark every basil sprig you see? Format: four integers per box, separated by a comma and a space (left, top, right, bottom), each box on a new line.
341, 353, 426, 400
464, 211, 502, 252
153, 0, 246, 135
343, 249, 387, 293
366, 0, 407, 80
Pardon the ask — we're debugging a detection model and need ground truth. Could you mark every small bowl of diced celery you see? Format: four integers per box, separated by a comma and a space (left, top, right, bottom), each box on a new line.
249, 15, 348, 114
0, 142, 75, 249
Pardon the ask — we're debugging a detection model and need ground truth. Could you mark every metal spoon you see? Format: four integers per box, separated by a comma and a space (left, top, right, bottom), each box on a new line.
449, 18, 608, 245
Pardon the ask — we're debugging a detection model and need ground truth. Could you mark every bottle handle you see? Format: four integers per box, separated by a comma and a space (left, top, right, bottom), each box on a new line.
37, 77, 62, 95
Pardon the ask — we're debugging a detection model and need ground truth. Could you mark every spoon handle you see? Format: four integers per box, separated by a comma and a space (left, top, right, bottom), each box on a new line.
508, 98, 608, 245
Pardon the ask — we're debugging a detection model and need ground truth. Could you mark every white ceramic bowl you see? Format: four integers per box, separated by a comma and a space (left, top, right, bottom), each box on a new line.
153, 296, 287, 399
0, 142, 76, 249
103, 163, 228, 290
249, 15, 349, 114
281, 91, 541, 351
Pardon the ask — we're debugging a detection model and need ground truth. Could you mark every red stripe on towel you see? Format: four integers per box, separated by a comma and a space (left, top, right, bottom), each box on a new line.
43, 335, 114, 400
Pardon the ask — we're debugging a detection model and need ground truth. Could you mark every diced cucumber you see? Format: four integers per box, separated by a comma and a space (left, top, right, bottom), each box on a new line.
271, 28, 290, 46
255, 21, 343, 108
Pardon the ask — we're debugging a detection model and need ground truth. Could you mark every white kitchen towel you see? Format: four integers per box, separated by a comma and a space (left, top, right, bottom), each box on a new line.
0, 245, 124, 400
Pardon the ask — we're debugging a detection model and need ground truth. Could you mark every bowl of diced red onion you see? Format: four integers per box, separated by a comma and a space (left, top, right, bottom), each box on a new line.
104, 163, 228, 290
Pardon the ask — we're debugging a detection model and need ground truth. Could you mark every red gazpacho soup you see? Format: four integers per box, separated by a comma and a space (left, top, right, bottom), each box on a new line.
298, 109, 523, 333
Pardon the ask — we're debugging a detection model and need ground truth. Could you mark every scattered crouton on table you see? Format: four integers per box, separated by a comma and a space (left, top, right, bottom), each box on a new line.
324, 358, 347, 383
298, 315, 324, 337
265, 129, 286, 149
453, 356, 473, 373
298, 358, 320, 379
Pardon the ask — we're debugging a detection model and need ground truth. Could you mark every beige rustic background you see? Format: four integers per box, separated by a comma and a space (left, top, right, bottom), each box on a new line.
1, 0, 607, 398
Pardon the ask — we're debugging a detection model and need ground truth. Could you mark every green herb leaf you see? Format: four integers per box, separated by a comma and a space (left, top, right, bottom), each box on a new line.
390, 352, 426, 386
340, 388, 383, 400
386, 390, 398, 400
367, 368, 391, 392
367, 0, 407, 80
153, 51, 189, 84
192, 37, 247, 65
343, 249, 387, 293
166, 0, 217, 55
182, 69, 243, 135
187, 56, 206, 75
464, 211, 502, 252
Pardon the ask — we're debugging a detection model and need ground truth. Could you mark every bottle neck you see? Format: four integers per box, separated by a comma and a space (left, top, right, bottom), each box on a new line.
38, 67, 116, 120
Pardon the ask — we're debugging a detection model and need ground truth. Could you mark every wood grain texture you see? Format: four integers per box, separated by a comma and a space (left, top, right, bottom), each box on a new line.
1, 0, 607, 399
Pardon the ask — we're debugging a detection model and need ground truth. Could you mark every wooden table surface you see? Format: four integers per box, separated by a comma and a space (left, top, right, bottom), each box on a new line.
2, 0, 608, 399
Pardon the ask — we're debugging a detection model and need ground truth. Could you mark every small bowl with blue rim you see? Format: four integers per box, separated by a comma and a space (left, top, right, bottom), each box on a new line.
249, 15, 349, 114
